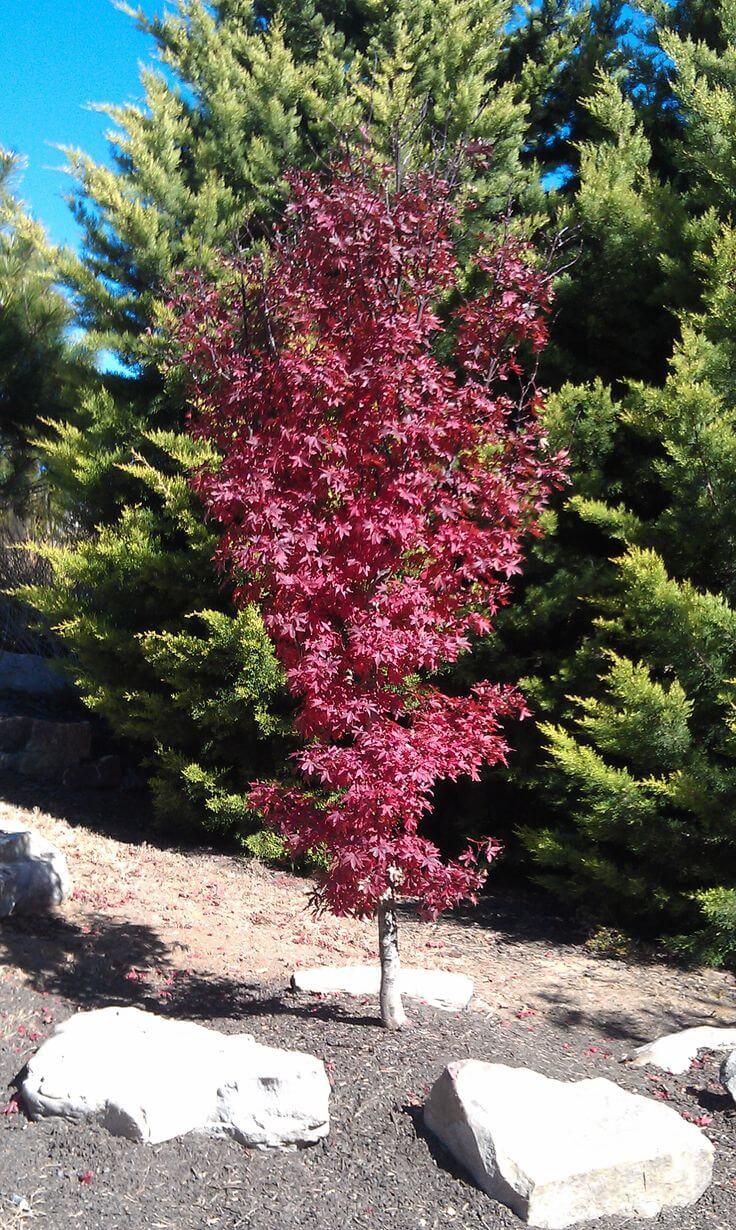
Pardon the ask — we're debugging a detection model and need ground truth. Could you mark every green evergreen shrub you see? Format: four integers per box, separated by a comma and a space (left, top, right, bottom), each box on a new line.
476, 4, 736, 964
519, 220, 736, 962
0, 151, 87, 516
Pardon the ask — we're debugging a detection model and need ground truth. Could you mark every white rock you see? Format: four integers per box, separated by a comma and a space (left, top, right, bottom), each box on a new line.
424, 1061, 713, 1229
720, 1050, 736, 1103
22, 1006, 330, 1149
0, 816, 71, 916
291, 965, 473, 1012
625, 1025, 736, 1074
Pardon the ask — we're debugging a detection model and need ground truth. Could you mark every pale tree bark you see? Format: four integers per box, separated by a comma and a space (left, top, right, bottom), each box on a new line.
378, 884, 407, 1030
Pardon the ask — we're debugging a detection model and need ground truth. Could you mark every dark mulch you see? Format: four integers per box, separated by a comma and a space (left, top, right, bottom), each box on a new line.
0, 972, 734, 1230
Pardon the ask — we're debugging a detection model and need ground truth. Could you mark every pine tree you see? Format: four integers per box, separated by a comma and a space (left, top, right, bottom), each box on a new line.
0, 152, 86, 517
659, 0, 736, 212
462, 71, 688, 768
511, 4, 736, 962
501, 0, 633, 184
544, 69, 694, 389
524, 231, 736, 962
520, 0, 736, 390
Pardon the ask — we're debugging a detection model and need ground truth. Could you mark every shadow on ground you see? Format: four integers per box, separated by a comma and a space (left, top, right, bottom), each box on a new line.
0, 909, 384, 1028
529, 983, 734, 1045
0, 775, 669, 961
427, 879, 585, 948
0, 773, 231, 856
1, 778, 733, 1049
1, 905, 730, 1046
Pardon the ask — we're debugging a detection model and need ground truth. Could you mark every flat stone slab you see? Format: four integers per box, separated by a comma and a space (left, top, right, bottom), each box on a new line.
22, 1006, 330, 1149
424, 1061, 713, 1229
625, 1025, 736, 1074
291, 965, 474, 1012
0, 815, 71, 916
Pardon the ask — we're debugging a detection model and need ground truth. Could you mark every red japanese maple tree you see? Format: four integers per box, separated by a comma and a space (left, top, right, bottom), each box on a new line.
174, 161, 565, 1028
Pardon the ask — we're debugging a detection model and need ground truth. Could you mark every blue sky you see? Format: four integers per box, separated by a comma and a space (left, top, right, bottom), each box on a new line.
1, 0, 167, 248
3, 2, 656, 250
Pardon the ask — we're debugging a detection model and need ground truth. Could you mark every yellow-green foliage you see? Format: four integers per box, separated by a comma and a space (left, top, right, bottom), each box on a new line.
0, 151, 88, 515
548, 71, 687, 385
520, 213, 736, 962
242, 827, 330, 871
23, 429, 291, 835
471, 5, 736, 967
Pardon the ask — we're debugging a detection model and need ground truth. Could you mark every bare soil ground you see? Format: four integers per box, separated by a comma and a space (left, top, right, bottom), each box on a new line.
0, 784, 732, 1042
0, 781, 734, 1229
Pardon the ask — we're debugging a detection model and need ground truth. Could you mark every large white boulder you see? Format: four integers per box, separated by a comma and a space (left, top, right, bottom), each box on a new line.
0, 815, 71, 916
625, 1025, 736, 1075
424, 1061, 713, 1229
22, 1006, 330, 1149
291, 965, 473, 1012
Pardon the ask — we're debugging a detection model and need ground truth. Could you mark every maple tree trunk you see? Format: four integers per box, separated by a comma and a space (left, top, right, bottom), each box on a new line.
378, 887, 407, 1030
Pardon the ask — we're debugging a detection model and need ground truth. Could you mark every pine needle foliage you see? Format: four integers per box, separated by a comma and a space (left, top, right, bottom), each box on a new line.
510, 6, 736, 962
0, 152, 86, 516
